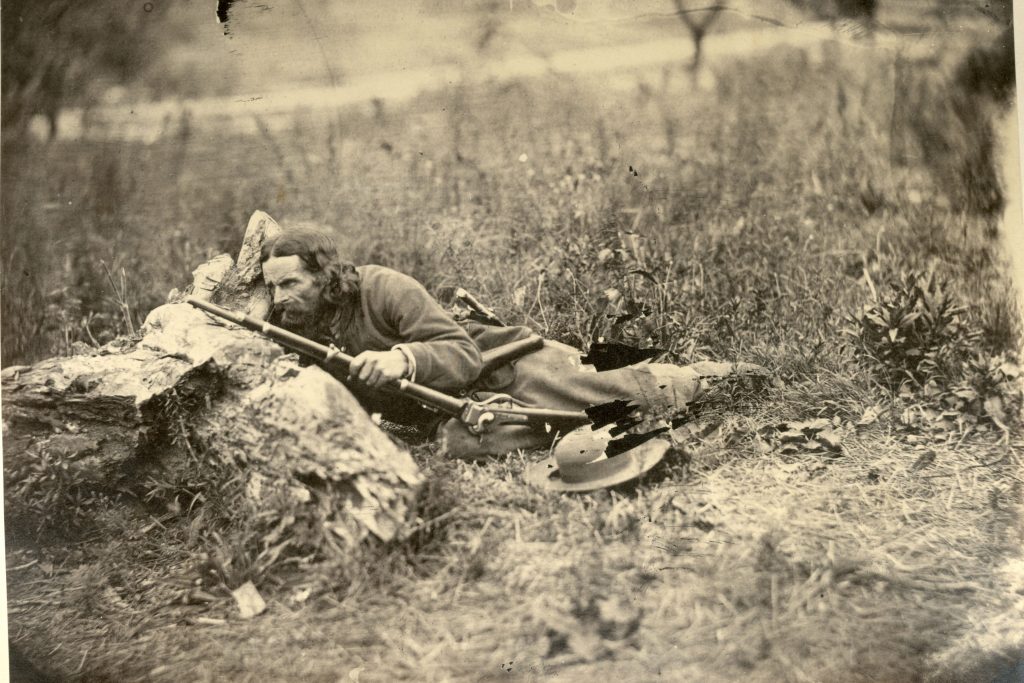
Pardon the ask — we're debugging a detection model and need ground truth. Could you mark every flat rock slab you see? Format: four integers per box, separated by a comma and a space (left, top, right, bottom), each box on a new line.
2, 345, 211, 483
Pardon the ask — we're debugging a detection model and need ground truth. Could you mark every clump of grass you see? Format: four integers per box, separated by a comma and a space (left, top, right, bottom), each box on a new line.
2, 441, 119, 541
844, 270, 1021, 436
845, 270, 980, 391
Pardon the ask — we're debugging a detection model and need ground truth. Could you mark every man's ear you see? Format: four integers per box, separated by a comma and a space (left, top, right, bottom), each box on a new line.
314, 269, 333, 293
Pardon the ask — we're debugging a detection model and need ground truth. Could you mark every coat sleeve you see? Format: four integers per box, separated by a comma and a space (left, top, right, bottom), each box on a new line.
364, 268, 483, 392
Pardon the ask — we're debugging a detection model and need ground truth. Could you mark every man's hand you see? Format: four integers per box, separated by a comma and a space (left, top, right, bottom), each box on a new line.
348, 350, 409, 389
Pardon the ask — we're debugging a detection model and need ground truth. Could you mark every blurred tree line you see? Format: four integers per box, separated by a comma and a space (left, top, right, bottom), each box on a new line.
1, 0, 173, 141
894, 0, 1014, 215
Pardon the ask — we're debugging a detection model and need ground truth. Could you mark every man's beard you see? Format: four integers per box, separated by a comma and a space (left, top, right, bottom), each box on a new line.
280, 306, 317, 328
275, 300, 330, 340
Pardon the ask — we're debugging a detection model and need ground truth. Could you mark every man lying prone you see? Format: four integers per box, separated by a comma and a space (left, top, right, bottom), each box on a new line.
259, 227, 765, 458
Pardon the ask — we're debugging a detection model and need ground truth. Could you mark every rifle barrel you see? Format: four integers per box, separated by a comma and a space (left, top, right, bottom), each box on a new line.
186, 296, 466, 414
185, 296, 590, 430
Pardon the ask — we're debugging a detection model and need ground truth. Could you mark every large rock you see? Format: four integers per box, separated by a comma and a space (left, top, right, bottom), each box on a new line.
166, 210, 280, 318
197, 359, 423, 547
1, 346, 209, 486
2, 211, 422, 554
212, 209, 281, 318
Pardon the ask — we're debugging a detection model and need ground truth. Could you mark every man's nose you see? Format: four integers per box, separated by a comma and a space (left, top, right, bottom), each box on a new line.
273, 289, 289, 305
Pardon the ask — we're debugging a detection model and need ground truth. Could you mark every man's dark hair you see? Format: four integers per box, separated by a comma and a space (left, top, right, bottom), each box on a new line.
260, 226, 361, 333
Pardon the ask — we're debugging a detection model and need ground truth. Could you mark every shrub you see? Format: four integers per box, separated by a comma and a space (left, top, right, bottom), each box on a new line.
845, 271, 980, 391
3, 441, 115, 538
846, 271, 1021, 432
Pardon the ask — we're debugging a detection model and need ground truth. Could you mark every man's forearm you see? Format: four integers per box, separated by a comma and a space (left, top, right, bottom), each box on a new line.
399, 338, 482, 392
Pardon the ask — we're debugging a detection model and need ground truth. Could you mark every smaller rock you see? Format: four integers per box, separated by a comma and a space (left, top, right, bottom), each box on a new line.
212, 210, 282, 318
817, 430, 843, 452
232, 581, 267, 619
174, 254, 234, 304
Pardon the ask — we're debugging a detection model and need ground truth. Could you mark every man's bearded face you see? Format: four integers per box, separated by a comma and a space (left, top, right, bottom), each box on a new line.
262, 255, 328, 330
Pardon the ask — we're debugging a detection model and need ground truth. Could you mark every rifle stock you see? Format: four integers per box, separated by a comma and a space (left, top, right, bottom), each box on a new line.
185, 296, 590, 434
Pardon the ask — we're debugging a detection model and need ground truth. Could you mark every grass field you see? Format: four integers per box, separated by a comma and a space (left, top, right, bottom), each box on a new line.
3, 15, 1023, 683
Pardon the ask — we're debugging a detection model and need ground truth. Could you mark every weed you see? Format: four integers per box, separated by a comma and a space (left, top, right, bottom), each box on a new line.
845, 271, 980, 391
99, 260, 136, 336
845, 270, 1021, 435
3, 440, 116, 538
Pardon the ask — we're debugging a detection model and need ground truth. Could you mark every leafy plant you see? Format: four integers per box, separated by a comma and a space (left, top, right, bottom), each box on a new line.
847, 271, 1021, 434
3, 441, 113, 537
845, 271, 980, 391
953, 351, 1022, 429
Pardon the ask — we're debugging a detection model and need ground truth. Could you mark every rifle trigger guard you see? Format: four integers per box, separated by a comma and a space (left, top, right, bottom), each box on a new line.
471, 411, 496, 435
460, 402, 497, 434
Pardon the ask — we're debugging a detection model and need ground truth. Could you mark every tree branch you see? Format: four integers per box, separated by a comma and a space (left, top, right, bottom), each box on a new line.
670, 1, 727, 32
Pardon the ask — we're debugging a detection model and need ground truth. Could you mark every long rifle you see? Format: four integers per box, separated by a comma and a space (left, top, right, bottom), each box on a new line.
186, 297, 591, 434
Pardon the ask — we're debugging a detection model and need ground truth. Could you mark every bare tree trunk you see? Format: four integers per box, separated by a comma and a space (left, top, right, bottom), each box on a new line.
671, 1, 724, 76
889, 53, 912, 167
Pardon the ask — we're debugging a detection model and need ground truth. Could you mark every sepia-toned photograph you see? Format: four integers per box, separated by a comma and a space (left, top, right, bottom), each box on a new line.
2, 1, 1021, 680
